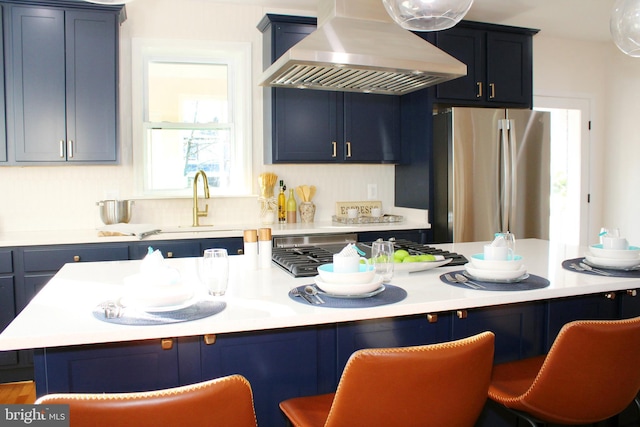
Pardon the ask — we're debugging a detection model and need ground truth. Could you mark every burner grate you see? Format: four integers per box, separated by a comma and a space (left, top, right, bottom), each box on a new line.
272, 238, 468, 278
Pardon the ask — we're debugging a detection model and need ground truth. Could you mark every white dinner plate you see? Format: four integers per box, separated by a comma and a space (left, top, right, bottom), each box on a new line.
393, 258, 453, 273
314, 274, 384, 296
314, 284, 386, 299
120, 295, 198, 312
583, 254, 640, 270
464, 263, 528, 281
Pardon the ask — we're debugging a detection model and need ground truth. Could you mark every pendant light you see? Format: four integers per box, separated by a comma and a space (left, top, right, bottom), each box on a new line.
382, 0, 474, 32
611, 0, 640, 57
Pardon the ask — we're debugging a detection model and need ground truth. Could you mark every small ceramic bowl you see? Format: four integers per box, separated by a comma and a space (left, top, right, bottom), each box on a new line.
589, 244, 640, 260
317, 263, 376, 284
470, 253, 524, 271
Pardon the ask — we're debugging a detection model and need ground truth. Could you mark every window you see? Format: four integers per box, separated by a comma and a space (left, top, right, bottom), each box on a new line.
132, 39, 252, 197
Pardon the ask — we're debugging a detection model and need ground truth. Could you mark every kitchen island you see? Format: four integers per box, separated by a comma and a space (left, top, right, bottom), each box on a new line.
1, 239, 638, 426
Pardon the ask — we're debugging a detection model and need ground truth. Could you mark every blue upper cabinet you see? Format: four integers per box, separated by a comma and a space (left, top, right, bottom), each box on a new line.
0, 6, 5, 163
259, 14, 401, 164
431, 21, 537, 109
6, 3, 118, 164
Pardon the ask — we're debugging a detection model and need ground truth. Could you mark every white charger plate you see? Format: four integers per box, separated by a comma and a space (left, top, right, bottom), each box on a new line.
313, 283, 386, 299
584, 254, 640, 270
120, 295, 198, 312
314, 274, 384, 296
464, 263, 528, 281
393, 258, 452, 273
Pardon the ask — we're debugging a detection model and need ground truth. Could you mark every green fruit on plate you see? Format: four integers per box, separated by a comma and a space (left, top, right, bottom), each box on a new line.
402, 255, 420, 263
416, 254, 436, 262
393, 249, 409, 261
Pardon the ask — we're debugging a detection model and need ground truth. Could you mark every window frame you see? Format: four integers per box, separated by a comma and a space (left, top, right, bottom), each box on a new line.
132, 38, 252, 198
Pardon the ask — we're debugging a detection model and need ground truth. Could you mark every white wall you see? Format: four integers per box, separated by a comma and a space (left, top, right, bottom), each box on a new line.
0, 0, 634, 242
0, 0, 399, 232
601, 46, 640, 244
533, 34, 640, 245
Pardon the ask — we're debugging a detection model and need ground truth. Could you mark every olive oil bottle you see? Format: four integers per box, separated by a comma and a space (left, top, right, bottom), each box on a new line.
277, 181, 286, 223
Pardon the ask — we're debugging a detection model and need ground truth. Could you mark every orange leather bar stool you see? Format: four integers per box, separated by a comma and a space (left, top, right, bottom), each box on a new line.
35, 374, 257, 427
489, 316, 640, 426
279, 331, 495, 427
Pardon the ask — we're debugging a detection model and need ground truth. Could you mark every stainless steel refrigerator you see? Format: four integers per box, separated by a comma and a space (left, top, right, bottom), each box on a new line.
432, 107, 551, 243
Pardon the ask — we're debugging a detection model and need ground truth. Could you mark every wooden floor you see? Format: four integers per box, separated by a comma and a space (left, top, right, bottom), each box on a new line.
0, 381, 36, 404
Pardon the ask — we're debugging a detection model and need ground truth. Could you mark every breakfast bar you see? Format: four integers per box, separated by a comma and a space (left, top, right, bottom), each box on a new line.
1, 239, 639, 426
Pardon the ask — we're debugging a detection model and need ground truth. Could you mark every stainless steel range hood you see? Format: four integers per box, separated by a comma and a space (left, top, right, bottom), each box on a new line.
260, 0, 466, 95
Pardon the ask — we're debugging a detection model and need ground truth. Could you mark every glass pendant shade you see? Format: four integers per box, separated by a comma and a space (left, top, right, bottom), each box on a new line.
85, 0, 133, 4
611, 0, 640, 57
382, 0, 474, 32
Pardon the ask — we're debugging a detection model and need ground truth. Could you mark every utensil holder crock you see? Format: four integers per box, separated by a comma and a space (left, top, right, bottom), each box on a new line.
299, 202, 316, 223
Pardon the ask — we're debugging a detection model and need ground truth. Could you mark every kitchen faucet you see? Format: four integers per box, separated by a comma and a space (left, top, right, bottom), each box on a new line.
192, 170, 210, 227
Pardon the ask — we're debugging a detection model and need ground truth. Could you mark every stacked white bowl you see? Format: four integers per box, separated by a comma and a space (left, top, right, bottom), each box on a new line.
314, 263, 381, 295
585, 242, 640, 270
464, 254, 527, 281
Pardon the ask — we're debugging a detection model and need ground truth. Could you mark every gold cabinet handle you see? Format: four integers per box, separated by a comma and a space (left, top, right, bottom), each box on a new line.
161, 338, 173, 350
346, 141, 352, 158
73, 255, 80, 262
167, 251, 174, 258
627, 289, 638, 297
489, 83, 496, 99
476, 82, 483, 98
204, 334, 217, 345
426, 313, 438, 323
331, 141, 337, 158
67, 140, 74, 158
59, 140, 65, 158
456, 309, 468, 319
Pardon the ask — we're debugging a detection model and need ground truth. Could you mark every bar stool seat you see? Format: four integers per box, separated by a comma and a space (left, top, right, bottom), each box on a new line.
35, 374, 258, 427
280, 331, 495, 427
488, 316, 640, 426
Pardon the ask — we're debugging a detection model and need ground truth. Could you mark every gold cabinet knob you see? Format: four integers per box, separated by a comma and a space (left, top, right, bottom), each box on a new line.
166, 252, 174, 258
204, 334, 217, 345
161, 338, 173, 350
456, 309, 468, 319
73, 255, 80, 262
426, 313, 438, 323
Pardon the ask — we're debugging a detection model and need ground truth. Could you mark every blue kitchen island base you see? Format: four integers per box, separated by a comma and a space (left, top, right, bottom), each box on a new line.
33, 295, 628, 427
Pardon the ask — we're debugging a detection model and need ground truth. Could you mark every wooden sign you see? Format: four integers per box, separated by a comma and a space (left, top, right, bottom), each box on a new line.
335, 201, 382, 217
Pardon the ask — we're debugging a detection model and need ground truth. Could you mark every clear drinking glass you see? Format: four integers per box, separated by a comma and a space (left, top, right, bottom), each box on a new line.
494, 232, 516, 260
371, 241, 394, 283
200, 248, 229, 296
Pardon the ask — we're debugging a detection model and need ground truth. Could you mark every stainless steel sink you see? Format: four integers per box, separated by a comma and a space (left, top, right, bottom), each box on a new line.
160, 226, 242, 234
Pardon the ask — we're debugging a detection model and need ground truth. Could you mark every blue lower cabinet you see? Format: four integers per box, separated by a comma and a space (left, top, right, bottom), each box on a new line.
131, 241, 201, 259
199, 326, 328, 427
452, 301, 547, 363
0, 276, 17, 368
335, 313, 452, 375
547, 293, 619, 351
200, 238, 244, 256
620, 288, 640, 318
34, 339, 181, 397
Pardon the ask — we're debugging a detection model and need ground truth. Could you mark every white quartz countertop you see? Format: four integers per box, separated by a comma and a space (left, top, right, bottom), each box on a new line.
0, 220, 429, 247
1, 239, 638, 351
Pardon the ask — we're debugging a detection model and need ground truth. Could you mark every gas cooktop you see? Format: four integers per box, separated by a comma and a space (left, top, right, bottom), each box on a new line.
272, 238, 467, 278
